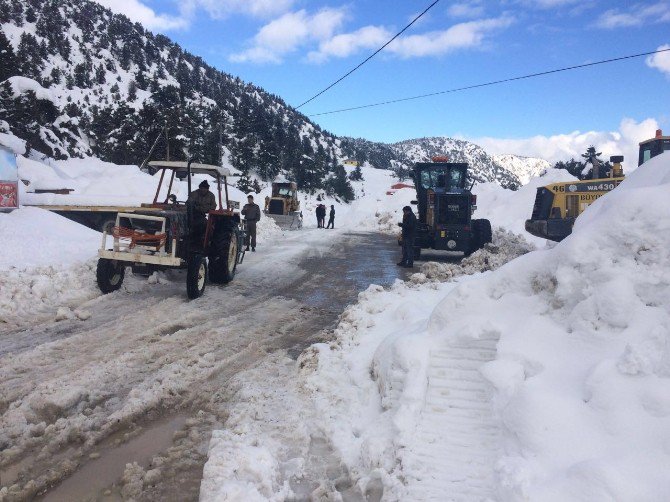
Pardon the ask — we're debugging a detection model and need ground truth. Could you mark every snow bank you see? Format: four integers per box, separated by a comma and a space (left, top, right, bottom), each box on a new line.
301, 153, 670, 500
0, 206, 99, 270
0, 207, 101, 327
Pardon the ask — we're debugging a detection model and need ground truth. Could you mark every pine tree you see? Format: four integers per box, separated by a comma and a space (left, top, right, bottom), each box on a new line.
349, 165, 363, 181
0, 31, 19, 81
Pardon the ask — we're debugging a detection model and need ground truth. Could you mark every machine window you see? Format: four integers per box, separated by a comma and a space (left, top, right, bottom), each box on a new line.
419, 167, 464, 190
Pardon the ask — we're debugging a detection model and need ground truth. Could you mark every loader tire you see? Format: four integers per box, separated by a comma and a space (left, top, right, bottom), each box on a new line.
209, 232, 237, 284
186, 254, 207, 299
97, 258, 125, 293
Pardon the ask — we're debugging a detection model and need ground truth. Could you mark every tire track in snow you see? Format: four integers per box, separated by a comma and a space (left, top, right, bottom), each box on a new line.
402, 333, 501, 501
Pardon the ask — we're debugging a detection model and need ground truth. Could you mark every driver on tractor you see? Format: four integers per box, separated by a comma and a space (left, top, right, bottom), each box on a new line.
189, 180, 217, 215
188, 180, 217, 240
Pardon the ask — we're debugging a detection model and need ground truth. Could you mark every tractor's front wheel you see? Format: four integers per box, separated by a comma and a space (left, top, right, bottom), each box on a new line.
97, 258, 125, 293
186, 254, 208, 299
209, 231, 238, 284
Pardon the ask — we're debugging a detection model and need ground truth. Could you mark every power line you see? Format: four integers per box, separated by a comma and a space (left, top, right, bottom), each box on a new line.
308, 47, 670, 117
295, 0, 443, 110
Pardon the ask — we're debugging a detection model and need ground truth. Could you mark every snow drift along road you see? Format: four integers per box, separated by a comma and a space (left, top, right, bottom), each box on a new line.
250, 153, 670, 500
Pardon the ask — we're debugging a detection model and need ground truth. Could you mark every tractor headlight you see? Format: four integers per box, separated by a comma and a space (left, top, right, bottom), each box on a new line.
447, 240, 457, 249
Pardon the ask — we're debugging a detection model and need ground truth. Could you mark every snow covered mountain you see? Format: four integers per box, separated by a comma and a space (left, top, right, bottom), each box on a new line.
492, 154, 550, 185
0, 0, 522, 196
340, 136, 522, 189
0, 0, 355, 193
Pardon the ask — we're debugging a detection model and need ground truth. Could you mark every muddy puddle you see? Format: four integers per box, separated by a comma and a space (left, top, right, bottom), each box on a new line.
38, 415, 187, 501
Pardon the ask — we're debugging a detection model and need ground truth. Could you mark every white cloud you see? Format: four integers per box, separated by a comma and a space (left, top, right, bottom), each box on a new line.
646, 44, 670, 77
522, 0, 581, 8
596, 2, 670, 29
230, 8, 347, 64
466, 118, 660, 167
307, 26, 391, 63
388, 16, 514, 58
93, 0, 189, 30
447, 2, 485, 18
308, 15, 514, 63
93, 0, 296, 31
181, 0, 296, 20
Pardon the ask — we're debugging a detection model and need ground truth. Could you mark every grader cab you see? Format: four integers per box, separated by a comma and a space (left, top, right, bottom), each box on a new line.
264, 182, 302, 229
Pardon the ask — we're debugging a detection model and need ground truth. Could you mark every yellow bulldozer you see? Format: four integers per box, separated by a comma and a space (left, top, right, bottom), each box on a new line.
525, 150, 625, 242
264, 181, 303, 229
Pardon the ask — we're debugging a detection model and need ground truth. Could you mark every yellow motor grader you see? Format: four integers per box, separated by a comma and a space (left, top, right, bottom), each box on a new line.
264, 182, 303, 229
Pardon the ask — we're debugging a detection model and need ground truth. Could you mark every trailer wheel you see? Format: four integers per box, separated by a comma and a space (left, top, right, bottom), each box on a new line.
100, 218, 117, 233
186, 254, 207, 299
97, 258, 125, 293
209, 232, 238, 284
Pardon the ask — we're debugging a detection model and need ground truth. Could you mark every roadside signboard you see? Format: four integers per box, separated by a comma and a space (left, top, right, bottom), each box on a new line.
0, 146, 19, 210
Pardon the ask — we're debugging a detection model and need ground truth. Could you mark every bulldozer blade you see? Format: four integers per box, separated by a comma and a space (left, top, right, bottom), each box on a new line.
265, 212, 303, 230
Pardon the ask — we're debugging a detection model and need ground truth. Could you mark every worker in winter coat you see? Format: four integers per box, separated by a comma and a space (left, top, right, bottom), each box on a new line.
326, 205, 335, 229
188, 180, 217, 215
264, 196, 270, 212
242, 194, 261, 251
316, 204, 326, 228
397, 205, 417, 268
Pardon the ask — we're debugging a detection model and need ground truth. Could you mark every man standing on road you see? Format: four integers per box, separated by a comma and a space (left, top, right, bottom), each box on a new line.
326, 205, 335, 229
242, 194, 261, 252
397, 205, 417, 268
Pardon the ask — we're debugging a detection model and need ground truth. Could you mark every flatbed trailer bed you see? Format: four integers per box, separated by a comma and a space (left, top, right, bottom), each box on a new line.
25, 204, 160, 232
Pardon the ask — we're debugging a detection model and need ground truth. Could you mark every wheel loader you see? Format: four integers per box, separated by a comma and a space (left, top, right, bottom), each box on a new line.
264, 182, 303, 229
525, 154, 625, 242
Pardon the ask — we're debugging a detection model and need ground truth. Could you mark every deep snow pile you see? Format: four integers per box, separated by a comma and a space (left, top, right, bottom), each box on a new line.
298, 153, 670, 500
0, 207, 102, 328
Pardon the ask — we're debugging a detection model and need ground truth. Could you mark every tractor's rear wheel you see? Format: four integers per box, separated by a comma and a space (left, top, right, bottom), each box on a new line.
96, 258, 125, 293
186, 254, 207, 299
209, 232, 238, 284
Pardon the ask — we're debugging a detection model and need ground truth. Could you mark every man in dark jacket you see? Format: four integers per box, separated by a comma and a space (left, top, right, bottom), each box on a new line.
241, 194, 261, 251
326, 205, 335, 229
188, 180, 217, 215
397, 205, 417, 268
316, 204, 326, 228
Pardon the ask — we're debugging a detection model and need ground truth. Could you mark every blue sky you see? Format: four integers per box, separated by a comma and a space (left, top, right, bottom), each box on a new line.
96, 0, 670, 162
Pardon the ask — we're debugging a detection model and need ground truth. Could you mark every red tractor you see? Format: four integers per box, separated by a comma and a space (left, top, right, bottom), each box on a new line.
96, 160, 245, 299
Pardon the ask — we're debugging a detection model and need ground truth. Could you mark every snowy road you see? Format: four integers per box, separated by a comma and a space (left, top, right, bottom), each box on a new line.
0, 230, 408, 501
